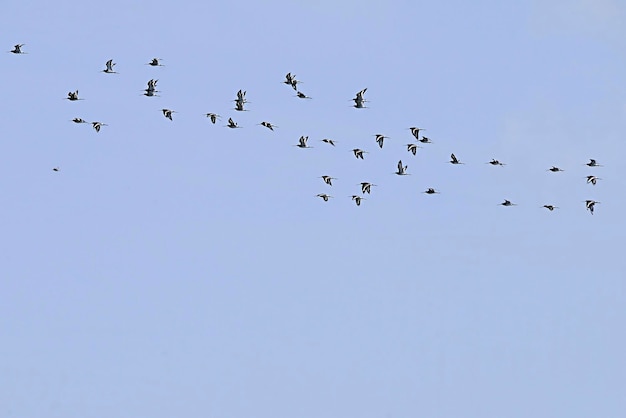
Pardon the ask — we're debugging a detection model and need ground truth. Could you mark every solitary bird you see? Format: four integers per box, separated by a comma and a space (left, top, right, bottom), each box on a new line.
352, 149, 367, 159
316, 194, 332, 202
586, 159, 602, 167
395, 160, 409, 175
71, 118, 88, 124
205, 113, 220, 124
406, 143, 422, 155
102, 59, 117, 74
161, 109, 175, 120
226, 117, 240, 128
449, 153, 463, 164
147, 58, 164, 66
586, 175, 601, 185
295, 135, 312, 148
351, 195, 365, 206
488, 159, 505, 166
10, 44, 25, 54
585, 200, 599, 215
501, 199, 516, 206
52, 167, 59, 172
320, 175, 336, 186
542, 205, 558, 211
259, 121, 277, 131
374, 134, 390, 149
66, 90, 81, 101
296, 91, 312, 99
91, 121, 107, 132
548, 166, 564, 172
321, 138, 336, 146
423, 188, 439, 194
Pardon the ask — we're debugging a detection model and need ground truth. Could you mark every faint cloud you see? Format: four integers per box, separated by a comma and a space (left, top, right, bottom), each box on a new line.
530, 0, 626, 44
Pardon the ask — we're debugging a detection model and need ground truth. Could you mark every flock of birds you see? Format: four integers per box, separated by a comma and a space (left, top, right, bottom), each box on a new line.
8, 43, 604, 214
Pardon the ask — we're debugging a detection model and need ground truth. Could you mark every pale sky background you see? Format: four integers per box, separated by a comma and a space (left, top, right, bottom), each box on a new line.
1, 1, 625, 417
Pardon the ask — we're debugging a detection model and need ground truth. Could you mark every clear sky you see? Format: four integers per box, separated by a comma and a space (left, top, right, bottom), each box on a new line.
1, 1, 625, 417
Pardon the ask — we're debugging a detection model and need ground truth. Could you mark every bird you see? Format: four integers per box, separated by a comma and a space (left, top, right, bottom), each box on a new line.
352, 149, 367, 159
418, 136, 432, 144
449, 153, 463, 164
296, 91, 312, 99
259, 121, 277, 131
395, 160, 409, 175
351, 195, 365, 206
548, 166, 564, 172
66, 90, 81, 101
586, 159, 602, 167
295, 136, 312, 148
234, 100, 247, 112
586, 175, 602, 185
147, 58, 164, 66
146, 79, 158, 90
408, 127, 425, 140
226, 117, 240, 128
283, 72, 301, 90
205, 113, 220, 124
10, 44, 25, 54
52, 167, 59, 172
488, 159, 505, 166
320, 175, 336, 186
585, 200, 599, 215
321, 139, 336, 146
317, 194, 332, 202
143, 89, 159, 97
91, 121, 107, 132
406, 143, 422, 155
71, 118, 88, 124
352, 88, 367, 108
501, 199, 516, 206
374, 134, 389, 149
423, 188, 439, 194
542, 205, 558, 211
102, 59, 117, 74
161, 109, 175, 120
359, 182, 377, 194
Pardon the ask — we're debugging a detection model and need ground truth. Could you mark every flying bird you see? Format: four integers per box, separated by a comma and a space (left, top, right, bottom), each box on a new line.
317, 194, 332, 202
585, 200, 599, 215
71, 118, 88, 124
418, 136, 432, 144
542, 205, 558, 211
226, 117, 240, 128
359, 182, 377, 194
205, 113, 220, 124
351, 195, 365, 206
296, 91, 312, 99
352, 88, 367, 108
102, 59, 117, 74
586, 175, 601, 185
66, 90, 81, 101
147, 58, 164, 66
320, 175, 336, 186
406, 143, 422, 155
586, 159, 602, 167
321, 138, 336, 146
374, 134, 389, 149
91, 121, 107, 132
161, 109, 175, 120
283, 72, 301, 90
52, 167, 59, 172
352, 149, 367, 159
423, 188, 439, 194
9, 44, 25, 54
295, 136, 312, 148
259, 121, 277, 131
449, 153, 463, 164
408, 127, 425, 140
395, 160, 409, 175
488, 159, 505, 166
548, 166, 564, 172
500, 199, 516, 206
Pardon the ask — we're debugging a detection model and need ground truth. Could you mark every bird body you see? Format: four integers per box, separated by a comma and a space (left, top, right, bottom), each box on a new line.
295, 136, 312, 148
360, 182, 376, 194
260, 121, 276, 130
226, 117, 239, 128
542, 205, 558, 211
585, 200, 599, 215
102, 59, 117, 73
10, 44, 25, 54
320, 175, 336, 186
317, 194, 332, 202
406, 143, 421, 155
205, 113, 220, 124
586, 159, 602, 167
72, 118, 88, 124
423, 188, 439, 194
161, 109, 175, 120
91, 121, 107, 132
147, 58, 164, 66
488, 159, 505, 166
395, 160, 409, 175
501, 199, 516, 206
351, 195, 365, 206
548, 166, 564, 172
66, 90, 81, 101
449, 153, 463, 164
321, 139, 336, 146
352, 149, 367, 159
586, 175, 601, 185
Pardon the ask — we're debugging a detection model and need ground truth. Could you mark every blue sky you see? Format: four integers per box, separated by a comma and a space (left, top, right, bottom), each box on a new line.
1, 1, 625, 417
